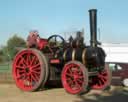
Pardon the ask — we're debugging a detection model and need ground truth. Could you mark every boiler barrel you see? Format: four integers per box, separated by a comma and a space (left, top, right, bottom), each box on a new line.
63, 47, 105, 67
63, 48, 86, 64
70, 39, 84, 48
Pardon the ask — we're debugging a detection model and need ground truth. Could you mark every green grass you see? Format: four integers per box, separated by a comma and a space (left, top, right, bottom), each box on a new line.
0, 63, 11, 73
0, 63, 13, 83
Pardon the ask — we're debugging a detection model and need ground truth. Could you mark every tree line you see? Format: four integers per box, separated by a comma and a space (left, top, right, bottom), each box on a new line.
0, 34, 26, 63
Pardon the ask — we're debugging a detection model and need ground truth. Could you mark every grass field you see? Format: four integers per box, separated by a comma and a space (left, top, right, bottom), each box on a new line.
0, 62, 13, 83
0, 63, 11, 72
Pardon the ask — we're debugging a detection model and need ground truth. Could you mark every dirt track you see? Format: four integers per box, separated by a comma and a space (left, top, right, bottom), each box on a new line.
0, 84, 128, 102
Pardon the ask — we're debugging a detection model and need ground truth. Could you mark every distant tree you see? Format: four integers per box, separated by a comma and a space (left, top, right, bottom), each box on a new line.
0, 48, 3, 55
6, 34, 26, 60
0, 57, 3, 63
0, 49, 3, 63
1, 46, 9, 62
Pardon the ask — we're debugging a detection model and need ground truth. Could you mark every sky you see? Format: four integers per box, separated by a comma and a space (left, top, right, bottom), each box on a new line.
0, 0, 128, 45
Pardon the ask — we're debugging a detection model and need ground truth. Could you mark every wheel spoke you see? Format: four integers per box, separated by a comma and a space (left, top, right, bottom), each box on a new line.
100, 77, 106, 84
32, 70, 40, 74
31, 73, 38, 82
18, 70, 26, 73
77, 75, 83, 79
77, 79, 83, 84
16, 73, 26, 80
74, 81, 81, 89
32, 68, 41, 72
16, 65, 25, 70
27, 75, 33, 87
31, 63, 40, 69
97, 78, 103, 86
66, 77, 72, 81
98, 73, 107, 83
26, 53, 31, 65
19, 55, 27, 66
28, 75, 32, 87
30, 56, 36, 66
32, 67, 41, 71
30, 75, 33, 86
18, 59, 25, 67
67, 79, 74, 86
68, 68, 73, 75
66, 72, 73, 77
26, 75, 30, 81
32, 72, 40, 81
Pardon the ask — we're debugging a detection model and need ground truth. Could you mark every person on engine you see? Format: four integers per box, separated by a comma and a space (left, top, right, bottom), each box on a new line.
26, 30, 40, 48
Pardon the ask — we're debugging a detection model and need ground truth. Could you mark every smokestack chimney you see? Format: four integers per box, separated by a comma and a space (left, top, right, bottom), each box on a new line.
89, 9, 100, 47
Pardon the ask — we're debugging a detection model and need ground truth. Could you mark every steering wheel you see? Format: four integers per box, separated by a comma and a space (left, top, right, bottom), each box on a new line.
47, 35, 65, 48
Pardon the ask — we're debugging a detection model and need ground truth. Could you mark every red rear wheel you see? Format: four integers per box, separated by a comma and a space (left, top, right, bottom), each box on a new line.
61, 61, 88, 94
12, 49, 48, 91
90, 64, 111, 90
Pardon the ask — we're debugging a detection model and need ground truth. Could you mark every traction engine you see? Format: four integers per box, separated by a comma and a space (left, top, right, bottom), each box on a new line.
12, 9, 111, 94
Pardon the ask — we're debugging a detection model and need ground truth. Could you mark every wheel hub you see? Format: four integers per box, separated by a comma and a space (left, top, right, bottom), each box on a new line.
25, 67, 30, 73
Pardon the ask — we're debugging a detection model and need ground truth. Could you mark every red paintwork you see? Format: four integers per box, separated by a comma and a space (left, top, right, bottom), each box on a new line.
50, 59, 60, 64
12, 49, 44, 91
37, 38, 48, 50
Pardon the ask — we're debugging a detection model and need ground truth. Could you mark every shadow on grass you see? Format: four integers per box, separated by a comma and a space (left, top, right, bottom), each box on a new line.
75, 88, 128, 102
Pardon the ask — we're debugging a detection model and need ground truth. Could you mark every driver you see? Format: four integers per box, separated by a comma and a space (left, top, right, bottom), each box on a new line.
26, 30, 40, 48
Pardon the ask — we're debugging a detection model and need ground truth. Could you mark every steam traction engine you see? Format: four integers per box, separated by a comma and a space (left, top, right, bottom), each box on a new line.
12, 9, 111, 94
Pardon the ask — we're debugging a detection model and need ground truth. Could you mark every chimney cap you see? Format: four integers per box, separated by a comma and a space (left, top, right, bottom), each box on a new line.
89, 9, 97, 12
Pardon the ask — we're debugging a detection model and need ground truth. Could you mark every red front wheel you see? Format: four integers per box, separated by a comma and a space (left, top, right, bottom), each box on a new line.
12, 49, 48, 91
61, 61, 88, 94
